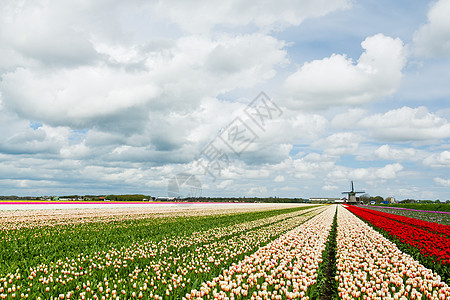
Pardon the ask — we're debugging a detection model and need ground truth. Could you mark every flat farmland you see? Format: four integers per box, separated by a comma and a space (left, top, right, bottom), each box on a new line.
0, 203, 449, 299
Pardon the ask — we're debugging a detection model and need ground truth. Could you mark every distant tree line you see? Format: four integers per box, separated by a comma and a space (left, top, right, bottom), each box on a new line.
0, 196, 39, 200
182, 197, 309, 203
104, 194, 150, 201
359, 194, 385, 204
1, 194, 448, 204
359, 194, 449, 204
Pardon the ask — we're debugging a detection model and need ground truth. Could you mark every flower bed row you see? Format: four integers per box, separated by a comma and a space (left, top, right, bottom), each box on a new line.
166, 206, 324, 250
0, 204, 310, 231
362, 205, 450, 226
344, 205, 450, 265
0, 207, 325, 299
355, 206, 450, 237
337, 206, 450, 299
186, 205, 336, 300
1, 206, 319, 275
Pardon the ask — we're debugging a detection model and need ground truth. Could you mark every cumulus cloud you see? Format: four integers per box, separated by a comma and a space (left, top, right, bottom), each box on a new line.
315, 132, 365, 155
0, 1, 120, 67
1, 33, 287, 132
326, 163, 403, 181
331, 108, 367, 128
423, 151, 450, 167
274, 175, 285, 182
373, 145, 418, 161
434, 177, 450, 187
292, 153, 336, 179
1, 67, 160, 130
359, 106, 450, 142
283, 34, 406, 110
375, 163, 404, 179
154, 0, 350, 33
414, 0, 450, 57
322, 184, 338, 191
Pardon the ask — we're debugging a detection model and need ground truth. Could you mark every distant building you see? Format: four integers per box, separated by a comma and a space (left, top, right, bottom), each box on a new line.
309, 197, 340, 203
156, 197, 176, 201
59, 198, 74, 201
385, 196, 396, 204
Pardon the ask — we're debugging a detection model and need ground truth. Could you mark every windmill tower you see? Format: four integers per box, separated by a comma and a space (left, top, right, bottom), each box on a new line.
342, 181, 365, 204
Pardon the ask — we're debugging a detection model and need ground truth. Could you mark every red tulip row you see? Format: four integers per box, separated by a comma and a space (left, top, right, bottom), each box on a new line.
344, 205, 450, 265
360, 206, 450, 237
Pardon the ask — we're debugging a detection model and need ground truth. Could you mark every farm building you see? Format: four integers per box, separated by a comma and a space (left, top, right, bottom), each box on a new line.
309, 197, 341, 203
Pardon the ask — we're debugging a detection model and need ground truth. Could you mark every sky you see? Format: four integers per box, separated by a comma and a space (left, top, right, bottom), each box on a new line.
0, 0, 449, 200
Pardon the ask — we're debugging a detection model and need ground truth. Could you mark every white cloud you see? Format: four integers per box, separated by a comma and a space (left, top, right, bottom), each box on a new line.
283, 34, 406, 110
326, 163, 403, 181
375, 163, 403, 179
293, 153, 336, 178
315, 132, 365, 155
359, 106, 450, 142
0, 1, 113, 67
373, 144, 417, 161
0, 106, 70, 155
217, 180, 233, 189
331, 108, 367, 128
434, 177, 450, 187
1, 34, 287, 132
154, 0, 350, 33
322, 184, 338, 191
1, 67, 160, 129
424, 151, 450, 167
274, 175, 285, 182
395, 186, 436, 200
247, 186, 268, 196
414, 0, 450, 57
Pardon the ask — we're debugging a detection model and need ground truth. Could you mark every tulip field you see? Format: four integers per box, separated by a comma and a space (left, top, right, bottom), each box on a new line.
345, 204, 450, 285
1, 203, 449, 299
360, 205, 450, 225
337, 207, 450, 299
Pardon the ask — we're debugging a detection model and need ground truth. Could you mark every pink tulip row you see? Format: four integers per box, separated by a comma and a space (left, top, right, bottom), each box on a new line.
186, 205, 336, 300
0, 207, 325, 299
0, 204, 304, 231
337, 205, 450, 300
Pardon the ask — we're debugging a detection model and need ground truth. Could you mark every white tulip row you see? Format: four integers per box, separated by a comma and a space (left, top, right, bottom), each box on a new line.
186, 205, 337, 300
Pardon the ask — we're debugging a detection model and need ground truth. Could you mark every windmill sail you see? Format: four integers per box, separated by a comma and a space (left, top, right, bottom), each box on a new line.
342, 181, 365, 204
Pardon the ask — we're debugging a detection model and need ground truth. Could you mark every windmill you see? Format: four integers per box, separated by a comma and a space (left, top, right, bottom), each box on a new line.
342, 181, 365, 204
